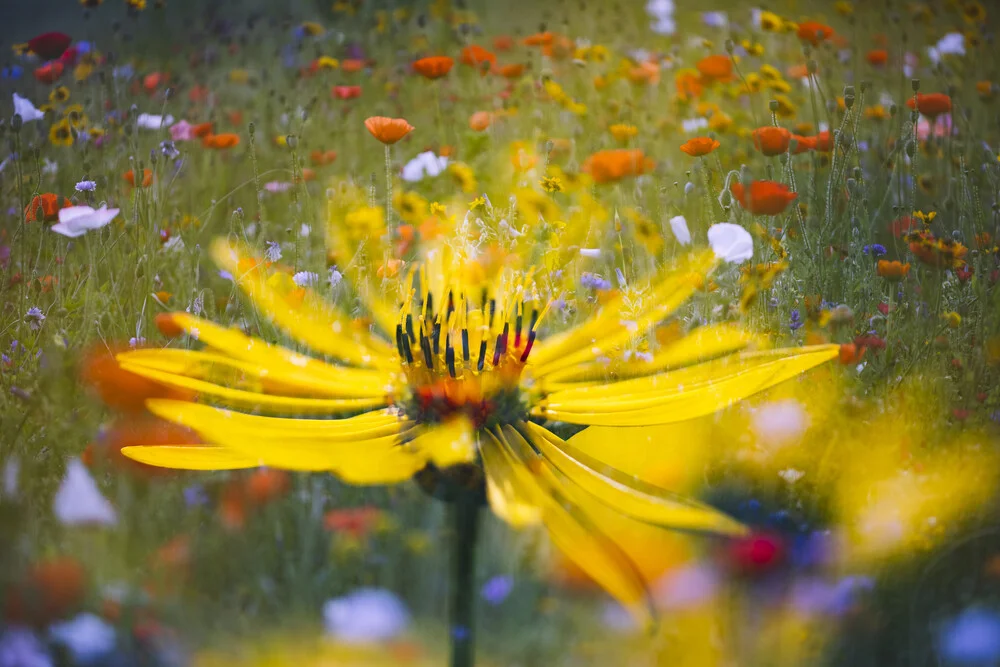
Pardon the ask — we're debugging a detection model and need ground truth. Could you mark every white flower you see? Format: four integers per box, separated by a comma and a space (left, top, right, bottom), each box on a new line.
323, 589, 410, 644
41, 159, 58, 177
579, 248, 602, 258
668, 215, 691, 245
24, 307, 45, 331
136, 113, 175, 130
49, 614, 116, 663
928, 32, 965, 64
264, 241, 283, 262
53, 459, 117, 526
0, 627, 52, 667
51, 206, 120, 238
701, 11, 728, 28
293, 271, 319, 287
646, 0, 674, 20
162, 235, 185, 252
708, 223, 753, 263
401, 151, 449, 182
12, 93, 45, 123
751, 399, 810, 448
779, 468, 805, 484
328, 267, 343, 289
681, 117, 709, 133
2, 457, 19, 498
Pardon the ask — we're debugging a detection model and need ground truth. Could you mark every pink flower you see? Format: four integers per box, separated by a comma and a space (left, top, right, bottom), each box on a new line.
264, 181, 293, 193
169, 120, 194, 142
916, 113, 952, 140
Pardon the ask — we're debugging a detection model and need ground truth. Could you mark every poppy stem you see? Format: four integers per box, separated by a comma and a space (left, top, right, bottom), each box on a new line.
449, 494, 480, 667
384, 143, 394, 244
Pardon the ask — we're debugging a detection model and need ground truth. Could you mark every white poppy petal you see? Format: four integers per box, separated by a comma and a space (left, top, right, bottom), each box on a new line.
53, 459, 117, 526
12, 93, 45, 123
708, 222, 754, 263
669, 215, 691, 245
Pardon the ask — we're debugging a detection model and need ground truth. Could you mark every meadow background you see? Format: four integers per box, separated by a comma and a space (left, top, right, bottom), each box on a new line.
2, 0, 1000, 665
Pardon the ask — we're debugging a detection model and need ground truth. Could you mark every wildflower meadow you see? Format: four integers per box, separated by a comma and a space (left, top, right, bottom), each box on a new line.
2, 0, 1000, 665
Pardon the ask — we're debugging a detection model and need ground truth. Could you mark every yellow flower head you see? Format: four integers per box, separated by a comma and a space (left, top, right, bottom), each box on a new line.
49, 118, 74, 147
49, 86, 71, 105
608, 123, 639, 142
343, 205, 386, 241
394, 191, 429, 224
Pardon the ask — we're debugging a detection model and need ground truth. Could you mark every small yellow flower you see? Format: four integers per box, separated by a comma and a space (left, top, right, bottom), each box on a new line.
708, 111, 733, 133
540, 176, 563, 193
942, 311, 962, 328
126, 0, 146, 10
343, 206, 385, 241
608, 123, 639, 142
429, 202, 447, 217
771, 95, 798, 118
393, 191, 428, 225
758, 10, 785, 31
914, 210, 937, 225
49, 119, 74, 147
742, 40, 765, 56
74, 63, 94, 82
228, 69, 250, 84
315, 56, 339, 69
449, 162, 477, 194
963, 1, 986, 23
766, 78, 792, 94
49, 86, 70, 105
759, 65, 783, 81
469, 196, 487, 210
834, 0, 854, 15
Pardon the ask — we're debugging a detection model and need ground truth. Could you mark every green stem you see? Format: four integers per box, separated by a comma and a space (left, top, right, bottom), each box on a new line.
449, 495, 480, 667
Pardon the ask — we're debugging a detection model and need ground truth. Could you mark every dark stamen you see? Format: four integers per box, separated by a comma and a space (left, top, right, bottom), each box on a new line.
488, 299, 496, 328
477, 339, 487, 371
461, 328, 470, 362
432, 321, 442, 355
519, 330, 537, 363
401, 331, 414, 364
514, 312, 523, 348
395, 324, 405, 360
446, 345, 457, 378
405, 313, 415, 343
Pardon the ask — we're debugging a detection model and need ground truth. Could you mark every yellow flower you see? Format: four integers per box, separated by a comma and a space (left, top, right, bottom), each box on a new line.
49, 86, 70, 105
708, 111, 733, 133
835, 0, 854, 15
448, 162, 477, 193
126, 0, 146, 10
119, 238, 838, 627
741, 40, 765, 56
49, 119, 74, 147
759, 65, 782, 81
766, 78, 792, 94
343, 206, 385, 241
758, 10, 785, 31
942, 311, 962, 328
963, 1, 986, 23
608, 123, 639, 142
74, 63, 94, 82
771, 95, 798, 118
540, 176, 563, 193
228, 69, 251, 84
429, 202, 447, 217
516, 188, 559, 223
469, 196, 487, 210
316, 56, 339, 69
913, 210, 937, 225
743, 72, 763, 93
393, 191, 428, 224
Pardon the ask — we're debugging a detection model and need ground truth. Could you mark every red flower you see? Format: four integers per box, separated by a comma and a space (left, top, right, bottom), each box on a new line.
460, 44, 496, 69
866, 49, 889, 66
797, 21, 834, 46
27, 32, 72, 61
332, 85, 362, 100
24, 193, 72, 223
4, 557, 87, 624
725, 532, 786, 576
906, 93, 952, 118
34, 61, 64, 84
412, 56, 454, 79
751, 126, 791, 156
889, 215, 916, 238
695, 54, 733, 82
582, 149, 656, 183
730, 180, 798, 215
323, 506, 383, 539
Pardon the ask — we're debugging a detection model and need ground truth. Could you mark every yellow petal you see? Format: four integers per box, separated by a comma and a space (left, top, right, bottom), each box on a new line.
211, 239, 397, 368
119, 362, 387, 415
522, 422, 745, 535
492, 426, 655, 628
120, 445, 258, 470
118, 348, 393, 398
534, 345, 839, 425
407, 417, 477, 468
481, 431, 542, 527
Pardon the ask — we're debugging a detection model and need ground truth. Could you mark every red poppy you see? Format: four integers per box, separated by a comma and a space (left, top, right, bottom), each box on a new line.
730, 180, 798, 215
143, 72, 164, 92
27, 32, 72, 61
696, 54, 733, 82
34, 61, 64, 84
24, 193, 72, 223
582, 149, 656, 183
202, 133, 240, 149
522, 32, 555, 47
227, 110, 243, 126
797, 21, 835, 46
191, 122, 214, 138
341, 59, 365, 73
752, 126, 791, 156
809, 130, 833, 152
790, 134, 815, 154
906, 92, 952, 118
412, 55, 454, 79
460, 44, 496, 69
468, 111, 493, 131
839, 343, 866, 365
364, 116, 414, 144
323, 506, 383, 539
123, 169, 154, 188
493, 63, 526, 78
889, 215, 916, 238
4, 557, 87, 625
332, 85, 362, 100
188, 85, 210, 104
244, 469, 290, 505
310, 149, 338, 166
493, 35, 514, 51
866, 49, 889, 66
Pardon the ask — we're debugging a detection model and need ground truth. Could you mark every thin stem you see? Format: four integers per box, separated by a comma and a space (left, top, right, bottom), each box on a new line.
384, 143, 394, 245
449, 495, 480, 667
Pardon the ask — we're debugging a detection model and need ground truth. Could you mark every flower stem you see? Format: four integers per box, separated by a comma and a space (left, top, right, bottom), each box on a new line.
384, 143, 394, 245
449, 494, 480, 667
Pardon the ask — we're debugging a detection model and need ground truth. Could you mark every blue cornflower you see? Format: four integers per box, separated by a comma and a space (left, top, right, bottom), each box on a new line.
863, 243, 887, 257
581, 272, 612, 291
790, 309, 803, 330
75, 180, 97, 192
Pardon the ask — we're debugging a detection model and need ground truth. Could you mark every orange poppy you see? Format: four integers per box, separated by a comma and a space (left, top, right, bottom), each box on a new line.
977, 81, 995, 100
866, 49, 889, 66
876, 260, 911, 280
245, 469, 291, 505
906, 230, 968, 268
675, 70, 703, 100
752, 126, 792, 156
364, 116, 415, 144
34, 61, 64, 84
797, 21, 835, 46
627, 61, 660, 86
202, 133, 240, 149
4, 557, 86, 624
839, 343, 866, 365
24, 193, 72, 223
906, 92, 952, 117
468, 111, 494, 131
192, 122, 214, 138
787, 63, 811, 79
227, 110, 244, 126
542, 35, 575, 60
296, 168, 317, 183
460, 44, 497, 69
310, 149, 338, 166
84, 417, 202, 478
696, 55, 733, 82
582, 149, 656, 184
809, 130, 833, 152
493, 35, 514, 51
341, 59, 365, 73
680, 136, 721, 157
123, 168, 154, 188
188, 85, 210, 104
80, 343, 195, 413
730, 180, 798, 215
523, 31, 555, 47
494, 63, 526, 78
412, 55, 454, 79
